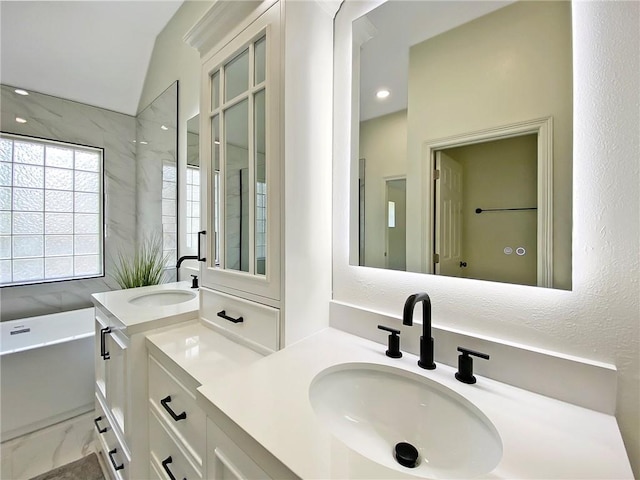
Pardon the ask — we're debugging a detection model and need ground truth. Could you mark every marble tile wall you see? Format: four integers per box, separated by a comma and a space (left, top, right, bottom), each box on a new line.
0, 85, 137, 321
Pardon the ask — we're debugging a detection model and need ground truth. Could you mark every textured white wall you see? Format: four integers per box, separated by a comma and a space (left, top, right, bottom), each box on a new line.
333, 1, 639, 475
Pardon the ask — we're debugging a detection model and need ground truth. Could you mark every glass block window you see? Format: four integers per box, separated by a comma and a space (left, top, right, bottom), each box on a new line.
185, 166, 200, 254
0, 133, 104, 286
161, 161, 177, 267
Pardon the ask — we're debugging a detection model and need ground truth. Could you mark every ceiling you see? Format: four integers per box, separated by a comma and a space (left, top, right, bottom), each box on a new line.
359, 1, 514, 121
0, 1, 182, 116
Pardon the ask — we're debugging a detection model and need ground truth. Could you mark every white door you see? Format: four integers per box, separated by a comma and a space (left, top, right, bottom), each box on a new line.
435, 151, 464, 276
385, 178, 406, 271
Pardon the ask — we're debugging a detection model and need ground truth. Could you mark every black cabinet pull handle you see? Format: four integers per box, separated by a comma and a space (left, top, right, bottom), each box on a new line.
100, 327, 111, 360
94, 416, 107, 433
108, 448, 124, 471
162, 456, 186, 480
217, 310, 243, 324
160, 395, 187, 421
197, 230, 206, 262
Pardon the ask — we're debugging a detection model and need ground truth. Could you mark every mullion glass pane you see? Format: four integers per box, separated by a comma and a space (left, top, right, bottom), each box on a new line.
224, 99, 249, 272
255, 36, 266, 85
211, 71, 220, 110
224, 48, 249, 101
254, 89, 266, 275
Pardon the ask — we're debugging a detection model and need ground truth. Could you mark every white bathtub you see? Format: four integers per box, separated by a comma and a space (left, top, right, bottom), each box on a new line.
0, 308, 95, 442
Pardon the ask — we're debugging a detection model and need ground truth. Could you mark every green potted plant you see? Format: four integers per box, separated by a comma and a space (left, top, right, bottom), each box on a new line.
112, 234, 168, 289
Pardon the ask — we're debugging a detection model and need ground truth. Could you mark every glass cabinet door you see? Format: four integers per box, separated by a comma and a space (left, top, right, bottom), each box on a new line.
199, 4, 281, 302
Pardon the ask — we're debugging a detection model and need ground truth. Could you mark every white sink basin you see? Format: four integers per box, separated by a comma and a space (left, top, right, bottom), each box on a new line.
127, 290, 196, 307
309, 363, 502, 478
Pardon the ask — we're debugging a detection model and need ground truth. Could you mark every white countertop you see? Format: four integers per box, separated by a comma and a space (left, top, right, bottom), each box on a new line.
91, 282, 199, 335
145, 321, 264, 387
197, 328, 633, 480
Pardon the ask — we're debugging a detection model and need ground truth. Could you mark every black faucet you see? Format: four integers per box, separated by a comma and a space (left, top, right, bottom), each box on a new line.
402, 292, 436, 370
176, 255, 198, 269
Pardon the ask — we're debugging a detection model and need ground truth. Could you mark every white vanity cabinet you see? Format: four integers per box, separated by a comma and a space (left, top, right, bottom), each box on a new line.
186, 0, 335, 349
91, 283, 199, 480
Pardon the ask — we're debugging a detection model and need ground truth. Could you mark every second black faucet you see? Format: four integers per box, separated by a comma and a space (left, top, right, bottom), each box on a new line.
403, 292, 436, 370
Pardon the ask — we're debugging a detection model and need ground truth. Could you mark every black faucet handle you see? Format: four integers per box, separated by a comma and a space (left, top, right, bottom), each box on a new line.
455, 346, 490, 384
456, 346, 490, 360
378, 325, 402, 358
190, 275, 199, 289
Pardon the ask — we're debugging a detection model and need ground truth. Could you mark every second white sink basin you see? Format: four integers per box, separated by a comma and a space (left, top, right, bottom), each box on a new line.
127, 290, 196, 307
309, 363, 502, 478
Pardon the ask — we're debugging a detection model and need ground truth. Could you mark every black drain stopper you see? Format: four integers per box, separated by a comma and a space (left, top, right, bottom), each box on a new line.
394, 442, 419, 468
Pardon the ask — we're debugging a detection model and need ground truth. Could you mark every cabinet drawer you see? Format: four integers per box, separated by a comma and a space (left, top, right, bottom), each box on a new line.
95, 399, 130, 480
148, 355, 205, 467
200, 288, 280, 353
149, 409, 202, 480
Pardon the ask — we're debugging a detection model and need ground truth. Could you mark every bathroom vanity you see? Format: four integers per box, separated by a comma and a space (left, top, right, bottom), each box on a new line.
91, 282, 199, 480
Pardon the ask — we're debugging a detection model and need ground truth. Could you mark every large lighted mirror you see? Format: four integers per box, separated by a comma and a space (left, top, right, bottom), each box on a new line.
351, 0, 572, 289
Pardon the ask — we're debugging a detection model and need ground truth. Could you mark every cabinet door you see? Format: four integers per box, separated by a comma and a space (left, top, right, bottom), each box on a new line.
105, 329, 128, 436
95, 316, 108, 400
199, 3, 281, 303
207, 419, 271, 480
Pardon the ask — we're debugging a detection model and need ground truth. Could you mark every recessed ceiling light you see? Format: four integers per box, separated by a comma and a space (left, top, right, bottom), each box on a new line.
14, 89, 29, 96
140, 141, 149, 145
15, 117, 27, 124
161, 125, 169, 131
376, 89, 390, 99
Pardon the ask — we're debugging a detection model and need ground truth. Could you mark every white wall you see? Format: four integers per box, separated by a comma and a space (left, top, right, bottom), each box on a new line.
138, 0, 214, 277
333, 1, 639, 475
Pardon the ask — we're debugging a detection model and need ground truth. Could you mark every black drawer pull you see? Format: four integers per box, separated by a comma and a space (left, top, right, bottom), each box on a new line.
100, 327, 111, 360
160, 395, 187, 421
108, 448, 124, 471
94, 416, 107, 434
162, 456, 187, 480
217, 310, 244, 324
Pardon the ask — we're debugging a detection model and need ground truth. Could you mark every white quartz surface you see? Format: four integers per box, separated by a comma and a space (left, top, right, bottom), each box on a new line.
91, 282, 199, 334
145, 321, 264, 387
197, 328, 633, 480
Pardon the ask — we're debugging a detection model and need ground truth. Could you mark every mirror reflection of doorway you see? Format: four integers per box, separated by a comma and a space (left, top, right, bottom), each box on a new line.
385, 178, 406, 271
434, 134, 538, 286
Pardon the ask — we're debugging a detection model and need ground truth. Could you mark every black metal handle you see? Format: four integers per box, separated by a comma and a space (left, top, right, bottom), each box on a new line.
94, 416, 107, 434
377, 325, 400, 335
197, 230, 206, 262
217, 310, 243, 323
161, 456, 186, 480
160, 395, 187, 421
378, 325, 402, 359
108, 448, 124, 471
460, 261, 468, 268
457, 346, 490, 360
100, 327, 111, 360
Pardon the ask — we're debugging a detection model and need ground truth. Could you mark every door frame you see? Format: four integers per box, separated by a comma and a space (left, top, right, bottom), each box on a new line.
422, 117, 553, 287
